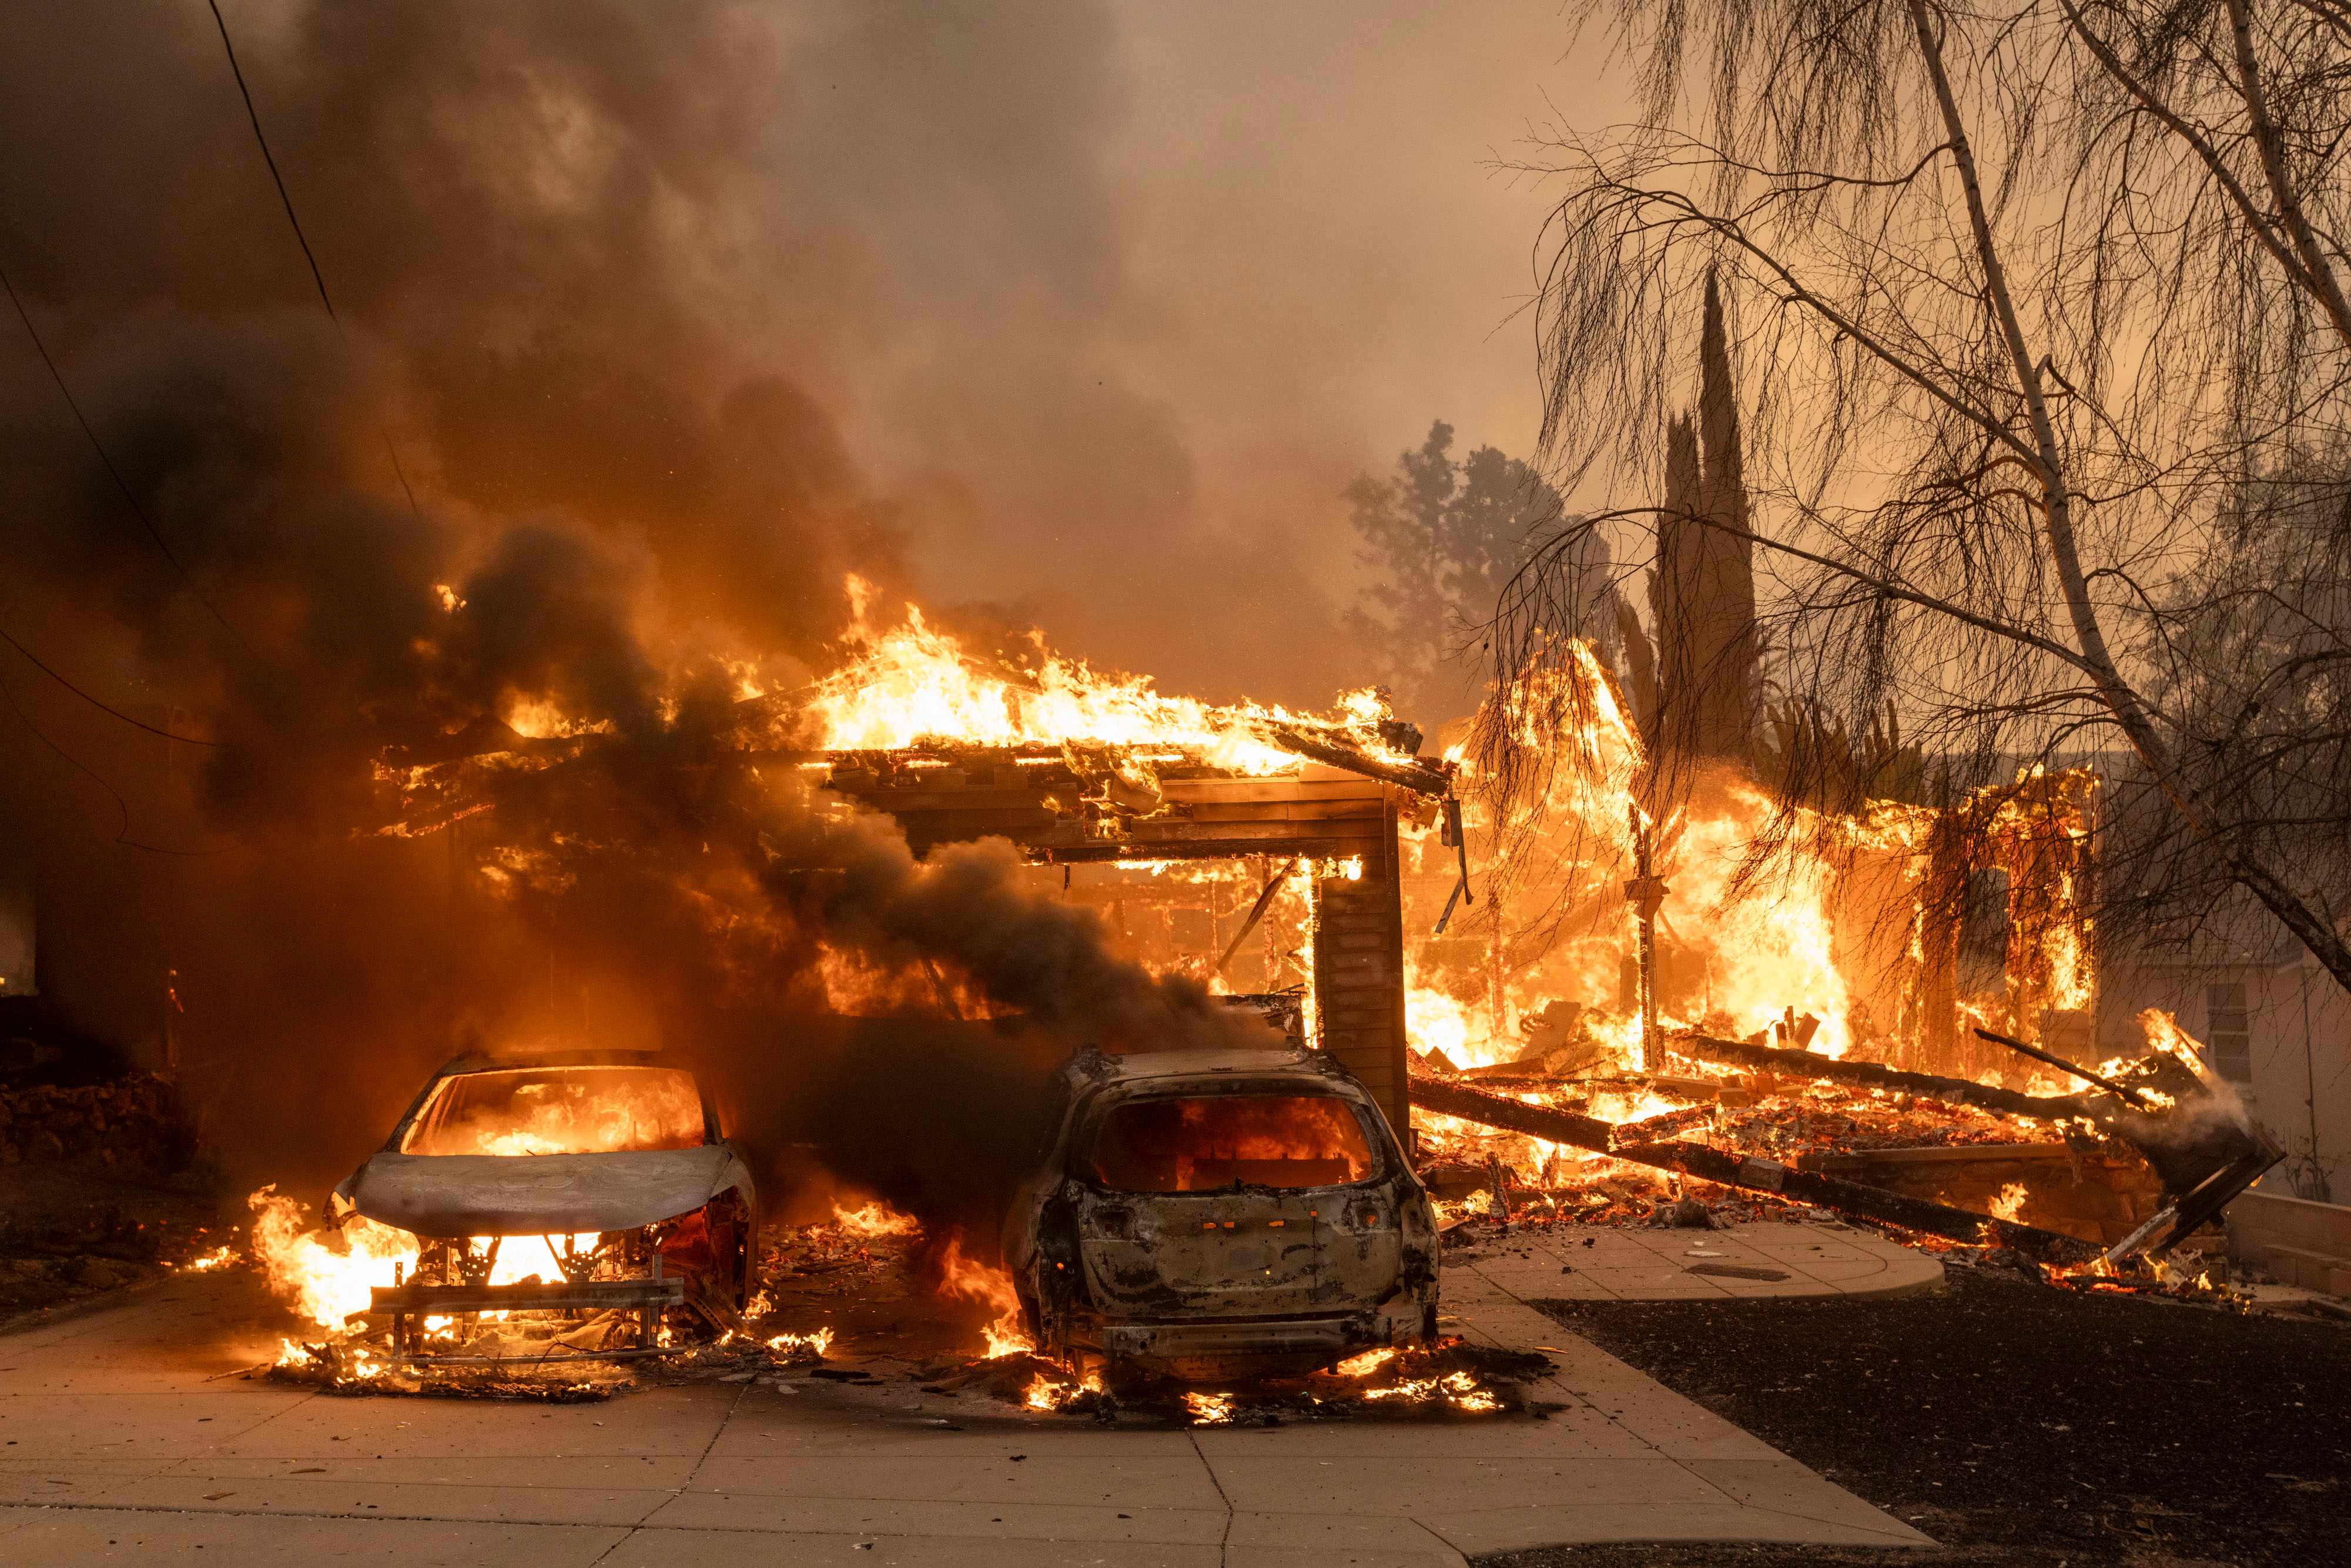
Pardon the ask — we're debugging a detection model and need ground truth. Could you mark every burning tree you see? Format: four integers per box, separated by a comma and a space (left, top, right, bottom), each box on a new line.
1488, 0, 2351, 1011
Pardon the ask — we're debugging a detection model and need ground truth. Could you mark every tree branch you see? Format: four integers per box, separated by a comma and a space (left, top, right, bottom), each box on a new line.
2226, 0, 2351, 349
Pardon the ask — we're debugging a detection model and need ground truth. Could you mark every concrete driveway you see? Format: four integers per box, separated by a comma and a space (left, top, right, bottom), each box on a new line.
0, 1228, 1933, 1565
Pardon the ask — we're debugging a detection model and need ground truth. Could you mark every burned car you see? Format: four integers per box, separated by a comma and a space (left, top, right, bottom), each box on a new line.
329, 1048, 754, 1361
1003, 1043, 1439, 1382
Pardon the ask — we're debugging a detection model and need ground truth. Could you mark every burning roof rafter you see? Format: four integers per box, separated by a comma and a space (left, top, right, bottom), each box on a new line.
371, 607, 1452, 853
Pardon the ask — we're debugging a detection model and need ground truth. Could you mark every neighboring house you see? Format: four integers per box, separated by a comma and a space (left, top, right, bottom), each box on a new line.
2096, 940, 2346, 1206
2085, 756, 2348, 1205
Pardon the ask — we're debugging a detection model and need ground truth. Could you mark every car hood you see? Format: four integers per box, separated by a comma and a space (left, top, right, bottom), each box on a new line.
338, 1146, 753, 1236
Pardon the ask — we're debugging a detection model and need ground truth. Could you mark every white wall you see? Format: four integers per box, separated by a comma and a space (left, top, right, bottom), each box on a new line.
2098, 960, 2349, 1204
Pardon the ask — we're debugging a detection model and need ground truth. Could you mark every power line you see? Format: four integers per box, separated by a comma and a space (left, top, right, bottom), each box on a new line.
0, 263, 253, 652
0, 624, 217, 746
206, 0, 336, 322
0, 672, 226, 857
206, 0, 428, 530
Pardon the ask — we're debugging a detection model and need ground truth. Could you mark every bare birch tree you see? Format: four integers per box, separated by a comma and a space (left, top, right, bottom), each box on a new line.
1491, 0, 2351, 996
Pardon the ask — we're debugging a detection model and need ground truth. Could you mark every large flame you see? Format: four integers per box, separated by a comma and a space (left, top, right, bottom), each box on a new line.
249, 1188, 608, 1334
799, 577, 1399, 773
249, 1188, 419, 1331
399, 1064, 706, 1157
1403, 641, 2096, 1077
936, 1232, 1033, 1359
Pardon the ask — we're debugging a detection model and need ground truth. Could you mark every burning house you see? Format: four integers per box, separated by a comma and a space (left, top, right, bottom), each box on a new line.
221, 592, 2282, 1384
5, 573, 2292, 1390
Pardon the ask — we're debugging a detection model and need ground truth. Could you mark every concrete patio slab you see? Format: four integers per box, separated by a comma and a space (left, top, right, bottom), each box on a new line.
1454, 1217, 1945, 1302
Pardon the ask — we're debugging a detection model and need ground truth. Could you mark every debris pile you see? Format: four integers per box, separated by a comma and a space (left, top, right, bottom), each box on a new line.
0, 1194, 230, 1322
1408, 1011, 2277, 1282
0, 1074, 187, 1170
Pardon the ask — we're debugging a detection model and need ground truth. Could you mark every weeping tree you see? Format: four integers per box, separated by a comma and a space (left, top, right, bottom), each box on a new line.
1487, 0, 2351, 999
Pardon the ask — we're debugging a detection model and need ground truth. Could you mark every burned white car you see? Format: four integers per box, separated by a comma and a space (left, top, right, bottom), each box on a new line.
1003, 1044, 1439, 1382
329, 1048, 754, 1362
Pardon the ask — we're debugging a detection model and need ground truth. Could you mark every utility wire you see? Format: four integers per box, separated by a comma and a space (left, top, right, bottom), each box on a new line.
0, 624, 216, 746
206, 0, 427, 527
0, 263, 253, 652
0, 672, 225, 856
206, 0, 335, 322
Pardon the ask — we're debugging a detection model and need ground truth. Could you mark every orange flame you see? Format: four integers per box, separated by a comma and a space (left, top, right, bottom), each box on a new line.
248, 1189, 612, 1335
936, 1232, 1033, 1359
802, 577, 1402, 772
832, 1200, 923, 1239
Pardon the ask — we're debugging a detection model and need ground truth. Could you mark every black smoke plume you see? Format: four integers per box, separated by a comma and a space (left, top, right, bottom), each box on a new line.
0, 2, 1272, 1228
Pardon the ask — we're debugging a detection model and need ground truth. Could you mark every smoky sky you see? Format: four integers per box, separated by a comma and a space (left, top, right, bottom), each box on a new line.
0, 1, 1571, 1205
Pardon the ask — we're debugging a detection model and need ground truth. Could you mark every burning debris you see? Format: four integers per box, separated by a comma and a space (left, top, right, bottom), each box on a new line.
1367, 635, 2289, 1293
1406, 1005, 2277, 1289
251, 1178, 1530, 1422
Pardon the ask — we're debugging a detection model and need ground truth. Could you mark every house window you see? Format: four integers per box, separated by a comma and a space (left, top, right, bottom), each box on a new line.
2204, 983, 2252, 1084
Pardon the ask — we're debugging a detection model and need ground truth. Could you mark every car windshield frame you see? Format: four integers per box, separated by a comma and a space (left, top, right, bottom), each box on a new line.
1069, 1081, 1389, 1194
396, 1062, 715, 1157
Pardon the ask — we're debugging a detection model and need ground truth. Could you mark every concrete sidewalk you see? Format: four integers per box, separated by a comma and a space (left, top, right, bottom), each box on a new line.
1450, 1215, 1948, 1302
0, 1250, 1932, 1566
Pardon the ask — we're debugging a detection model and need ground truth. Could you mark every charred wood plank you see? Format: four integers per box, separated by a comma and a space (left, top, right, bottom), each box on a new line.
1408, 1075, 2101, 1265
1972, 1027, 2151, 1106
1616, 1105, 1716, 1143
1674, 1030, 2282, 1239
1408, 1075, 1620, 1151
1216, 857, 1300, 974
1669, 1031, 2087, 1120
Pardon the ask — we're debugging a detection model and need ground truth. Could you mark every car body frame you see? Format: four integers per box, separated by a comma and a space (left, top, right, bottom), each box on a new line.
329, 1048, 755, 1362
1001, 1043, 1439, 1382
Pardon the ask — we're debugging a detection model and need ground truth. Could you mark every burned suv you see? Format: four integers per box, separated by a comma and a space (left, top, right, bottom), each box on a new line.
1002, 1044, 1438, 1382
330, 1049, 755, 1361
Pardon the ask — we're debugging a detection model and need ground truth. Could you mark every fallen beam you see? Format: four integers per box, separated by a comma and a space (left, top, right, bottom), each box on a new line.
1670, 1031, 2284, 1248
1972, 1026, 2151, 1107
1409, 1076, 1619, 1151
1668, 1032, 2088, 1121
1410, 1075, 2102, 1265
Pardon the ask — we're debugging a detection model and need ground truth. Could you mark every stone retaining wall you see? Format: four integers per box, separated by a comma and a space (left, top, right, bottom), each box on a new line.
0, 1074, 188, 1171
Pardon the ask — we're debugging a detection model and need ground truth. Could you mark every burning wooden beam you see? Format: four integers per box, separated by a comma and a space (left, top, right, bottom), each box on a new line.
1247, 720, 1451, 796
1668, 1031, 2089, 1120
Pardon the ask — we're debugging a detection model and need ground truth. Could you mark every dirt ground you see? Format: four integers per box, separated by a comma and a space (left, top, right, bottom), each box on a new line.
0, 1162, 227, 1325
1479, 1265, 2351, 1568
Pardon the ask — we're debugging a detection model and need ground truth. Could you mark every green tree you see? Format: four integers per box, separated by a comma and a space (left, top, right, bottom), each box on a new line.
1348, 421, 1568, 725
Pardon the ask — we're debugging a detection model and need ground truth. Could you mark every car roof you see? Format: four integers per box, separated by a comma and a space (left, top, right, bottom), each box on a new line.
433, 1048, 685, 1077
1073, 1044, 1339, 1085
